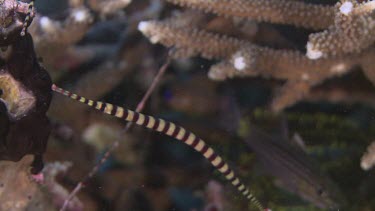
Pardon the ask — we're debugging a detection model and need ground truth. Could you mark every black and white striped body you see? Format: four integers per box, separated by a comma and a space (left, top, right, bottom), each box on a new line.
52, 84, 266, 211
21, 0, 35, 36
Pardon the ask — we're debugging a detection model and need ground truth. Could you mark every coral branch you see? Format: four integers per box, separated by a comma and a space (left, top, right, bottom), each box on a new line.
307, 0, 375, 59
139, 18, 375, 110
30, 7, 93, 47
166, 0, 334, 30
29, 7, 93, 70
87, 0, 132, 17
209, 46, 375, 110
68, 0, 131, 17
138, 20, 246, 59
209, 46, 357, 82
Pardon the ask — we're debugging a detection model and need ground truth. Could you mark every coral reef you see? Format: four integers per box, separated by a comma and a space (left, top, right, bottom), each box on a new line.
140, 0, 375, 111
3, 0, 375, 210
307, 0, 375, 58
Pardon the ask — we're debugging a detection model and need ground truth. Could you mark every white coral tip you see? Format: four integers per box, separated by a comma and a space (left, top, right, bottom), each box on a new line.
330, 63, 347, 74
306, 42, 323, 60
138, 21, 150, 33
361, 161, 370, 171
73, 10, 88, 22
40, 17, 52, 30
233, 56, 246, 71
340, 2, 353, 15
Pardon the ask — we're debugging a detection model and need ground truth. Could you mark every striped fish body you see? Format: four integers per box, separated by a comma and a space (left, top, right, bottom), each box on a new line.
20, 0, 35, 36
52, 84, 269, 211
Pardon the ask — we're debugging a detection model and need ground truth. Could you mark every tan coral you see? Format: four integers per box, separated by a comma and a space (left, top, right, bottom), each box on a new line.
166, 0, 334, 30
88, 0, 132, 17
29, 7, 94, 71
139, 17, 375, 111
138, 20, 246, 59
209, 46, 361, 111
209, 45, 357, 82
307, 0, 375, 59
30, 7, 93, 47
68, 0, 131, 17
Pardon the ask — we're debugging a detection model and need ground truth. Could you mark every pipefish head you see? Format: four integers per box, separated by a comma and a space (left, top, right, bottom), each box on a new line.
0, 0, 34, 46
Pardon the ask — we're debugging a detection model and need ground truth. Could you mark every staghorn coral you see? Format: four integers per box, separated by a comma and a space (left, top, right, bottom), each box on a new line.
307, 0, 375, 59
35, 0, 141, 130
5, 1, 375, 210
68, 0, 132, 17
29, 0, 132, 74
166, 0, 334, 30
138, 20, 244, 59
29, 7, 94, 71
30, 2, 270, 210
87, 0, 132, 17
30, 7, 93, 47
139, 19, 370, 110
0, 1, 286, 210
39, 0, 371, 210
140, 0, 375, 111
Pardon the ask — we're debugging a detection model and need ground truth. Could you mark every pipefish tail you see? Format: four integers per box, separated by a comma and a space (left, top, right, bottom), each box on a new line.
51, 84, 269, 211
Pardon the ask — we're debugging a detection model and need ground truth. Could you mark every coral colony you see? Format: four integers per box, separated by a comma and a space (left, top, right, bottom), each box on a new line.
3, 0, 375, 210
0, 0, 268, 210
139, 0, 375, 111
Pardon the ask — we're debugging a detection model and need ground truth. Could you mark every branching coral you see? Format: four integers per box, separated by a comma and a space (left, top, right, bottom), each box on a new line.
33, 0, 141, 130
307, 0, 375, 59
29, 7, 93, 71
166, 0, 334, 30
138, 20, 244, 59
87, 0, 132, 17
68, 0, 132, 16
140, 0, 375, 111
29, 0, 132, 72
140, 18, 372, 110
30, 7, 93, 47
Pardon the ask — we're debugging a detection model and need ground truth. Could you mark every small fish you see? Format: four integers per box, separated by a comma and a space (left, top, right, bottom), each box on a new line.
242, 121, 344, 209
